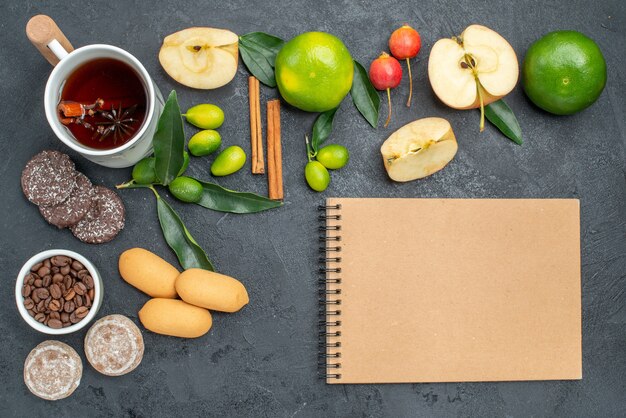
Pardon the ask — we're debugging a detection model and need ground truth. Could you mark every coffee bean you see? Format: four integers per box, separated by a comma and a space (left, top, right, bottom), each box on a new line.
22, 284, 32, 298
74, 306, 89, 319
48, 319, 63, 329
23, 255, 95, 329
64, 288, 76, 301
74, 282, 87, 296
49, 299, 62, 312
49, 283, 62, 299
33, 288, 49, 300
37, 266, 50, 277
64, 300, 75, 313
83, 275, 94, 290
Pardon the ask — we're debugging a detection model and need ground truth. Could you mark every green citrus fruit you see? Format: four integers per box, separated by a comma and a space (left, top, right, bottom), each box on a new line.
132, 157, 157, 184
211, 146, 246, 176
305, 161, 330, 192
184, 104, 224, 129
189, 130, 222, 157
316, 144, 349, 170
168, 176, 203, 203
522, 31, 606, 115
275, 32, 353, 112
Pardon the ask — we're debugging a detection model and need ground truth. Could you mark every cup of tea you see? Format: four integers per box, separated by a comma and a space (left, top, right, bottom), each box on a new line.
27, 15, 164, 168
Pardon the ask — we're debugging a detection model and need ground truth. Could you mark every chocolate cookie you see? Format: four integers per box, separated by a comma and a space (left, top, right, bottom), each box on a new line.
84, 315, 144, 376
39, 172, 94, 229
21, 150, 77, 206
70, 186, 125, 244
23, 340, 82, 401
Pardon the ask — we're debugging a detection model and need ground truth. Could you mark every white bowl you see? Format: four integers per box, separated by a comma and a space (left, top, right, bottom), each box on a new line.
15, 249, 103, 335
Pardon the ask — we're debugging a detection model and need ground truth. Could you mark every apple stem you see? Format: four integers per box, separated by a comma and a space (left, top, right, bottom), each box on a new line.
384, 88, 392, 128
406, 58, 413, 107
476, 82, 485, 132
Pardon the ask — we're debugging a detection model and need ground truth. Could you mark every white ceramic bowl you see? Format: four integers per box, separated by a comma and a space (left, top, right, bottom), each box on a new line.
15, 249, 103, 335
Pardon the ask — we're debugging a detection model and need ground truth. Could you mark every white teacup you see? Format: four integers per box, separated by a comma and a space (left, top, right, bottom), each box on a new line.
28, 15, 163, 168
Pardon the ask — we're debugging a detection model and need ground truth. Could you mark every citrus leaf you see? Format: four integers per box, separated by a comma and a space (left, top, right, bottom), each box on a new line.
350, 60, 380, 128
155, 192, 214, 271
153, 91, 185, 185
192, 178, 283, 213
485, 99, 523, 145
311, 107, 338, 152
239, 32, 285, 87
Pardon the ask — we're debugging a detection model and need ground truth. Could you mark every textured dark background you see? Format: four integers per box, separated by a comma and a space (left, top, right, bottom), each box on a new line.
1, 0, 625, 416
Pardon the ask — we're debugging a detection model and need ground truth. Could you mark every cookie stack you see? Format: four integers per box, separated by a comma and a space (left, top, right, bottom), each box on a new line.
21, 150, 125, 244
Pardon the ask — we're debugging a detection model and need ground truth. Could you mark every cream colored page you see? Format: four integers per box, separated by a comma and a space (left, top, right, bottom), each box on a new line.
326, 198, 581, 384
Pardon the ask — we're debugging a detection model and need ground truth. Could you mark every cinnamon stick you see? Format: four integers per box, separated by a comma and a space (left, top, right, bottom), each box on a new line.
248, 77, 265, 174
266, 99, 283, 200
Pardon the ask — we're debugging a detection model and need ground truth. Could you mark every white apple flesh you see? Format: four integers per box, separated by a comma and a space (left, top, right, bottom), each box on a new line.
380, 117, 458, 182
428, 25, 518, 110
159, 27, 239, 90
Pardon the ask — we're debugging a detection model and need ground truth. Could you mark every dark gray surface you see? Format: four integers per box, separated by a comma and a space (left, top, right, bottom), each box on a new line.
1, 0, 625, 416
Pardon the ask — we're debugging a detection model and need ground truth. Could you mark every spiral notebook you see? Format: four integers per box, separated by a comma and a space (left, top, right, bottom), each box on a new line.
319, 198, 581, 384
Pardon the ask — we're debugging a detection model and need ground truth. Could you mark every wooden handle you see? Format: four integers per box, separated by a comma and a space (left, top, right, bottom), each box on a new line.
26, 15, 74, 66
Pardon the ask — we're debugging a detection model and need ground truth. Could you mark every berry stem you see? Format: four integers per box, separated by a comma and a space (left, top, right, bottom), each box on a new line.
406, 57, 413, 107
384, 88, 392, 128
304, 134, 313, 162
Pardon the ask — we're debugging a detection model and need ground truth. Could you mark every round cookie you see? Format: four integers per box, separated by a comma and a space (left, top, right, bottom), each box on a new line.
39, 172, 94, 228
21, 150, 77, 206
84, 315, 144, 376
23, 340, 82, 401
70, 186, 125, 244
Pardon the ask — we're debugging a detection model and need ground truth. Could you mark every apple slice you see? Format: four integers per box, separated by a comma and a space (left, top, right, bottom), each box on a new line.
159, 27, 239, 90
428, 25, 518, 129
380, 117, 457, 182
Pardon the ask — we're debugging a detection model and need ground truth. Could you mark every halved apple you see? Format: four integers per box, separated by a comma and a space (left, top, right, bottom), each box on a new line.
380, 117, 457, 182
159, 27, 239, 89
428, 25, 518, 112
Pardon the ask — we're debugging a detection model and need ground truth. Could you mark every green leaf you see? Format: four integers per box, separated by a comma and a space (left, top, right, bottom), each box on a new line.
192, 179, 283, 213
153, 91, 185, 185
484, 99, 523, 145
155, 192, 214, 271
350, 60, 380, 128
311, 108, 338, 153
239, 32, 285, 87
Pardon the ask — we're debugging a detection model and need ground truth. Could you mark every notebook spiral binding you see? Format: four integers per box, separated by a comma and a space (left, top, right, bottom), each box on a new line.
318, 203, 342, 380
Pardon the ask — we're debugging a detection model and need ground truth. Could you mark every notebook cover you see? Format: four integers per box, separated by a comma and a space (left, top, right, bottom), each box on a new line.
322, 198, 581, 384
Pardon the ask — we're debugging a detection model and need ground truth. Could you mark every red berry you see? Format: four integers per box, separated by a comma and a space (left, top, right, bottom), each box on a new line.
368, 52, 403, 127
389, 25, 421, 60
368, 52, 402, 91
